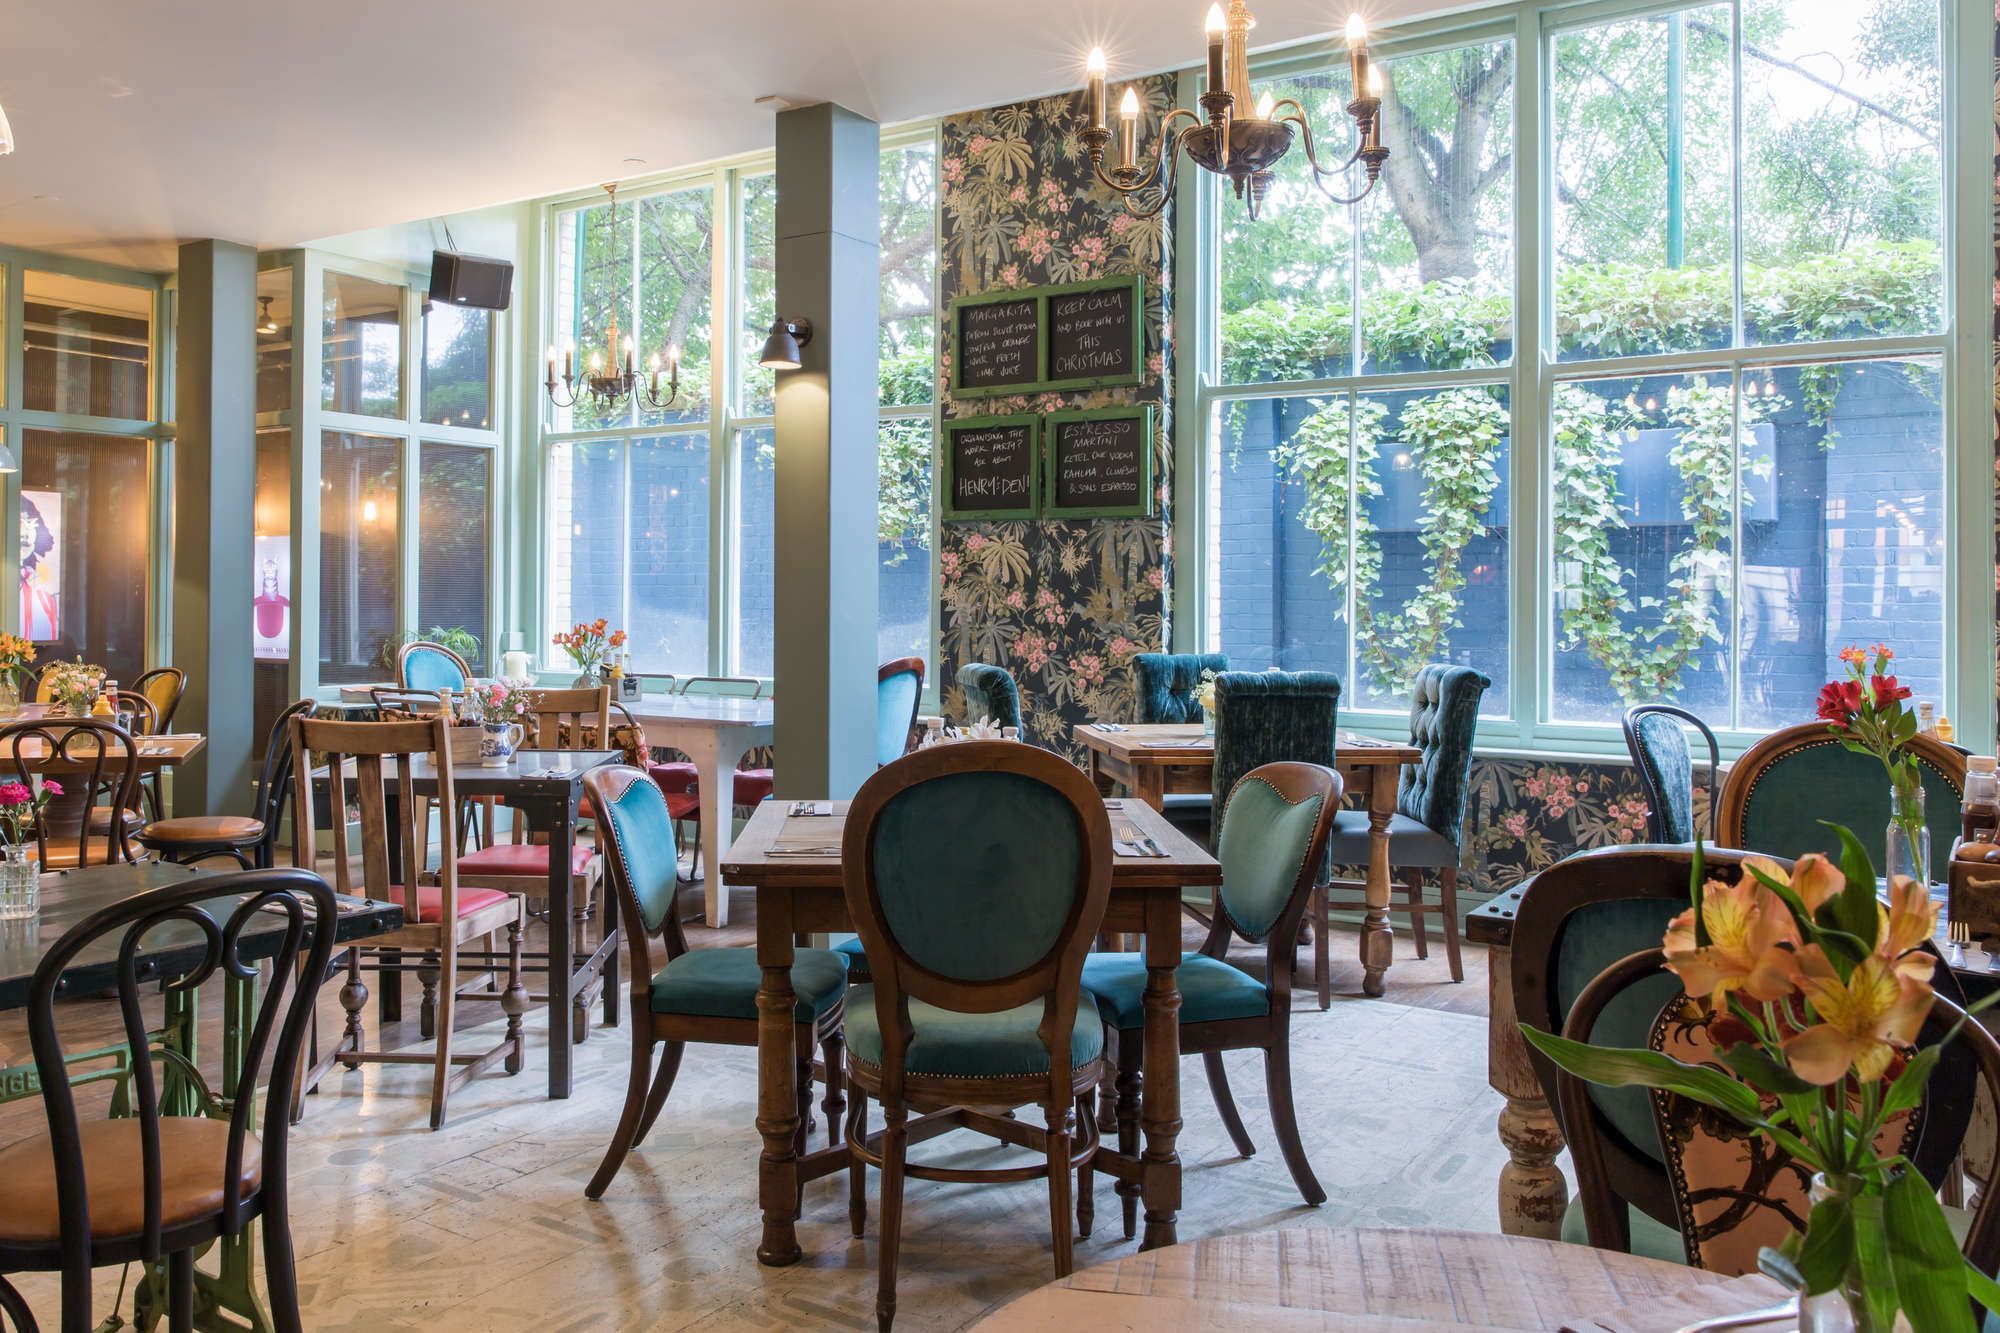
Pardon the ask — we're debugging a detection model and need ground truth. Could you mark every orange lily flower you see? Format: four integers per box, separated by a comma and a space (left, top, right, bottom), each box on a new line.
1874, 874, 1937, 982
1782, 947, 1931, 1085
1662, 876, 1799, 1008
1744, 853, 1844, 916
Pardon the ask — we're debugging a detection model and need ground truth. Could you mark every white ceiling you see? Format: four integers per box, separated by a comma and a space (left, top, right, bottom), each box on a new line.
0, 0, 1449, 273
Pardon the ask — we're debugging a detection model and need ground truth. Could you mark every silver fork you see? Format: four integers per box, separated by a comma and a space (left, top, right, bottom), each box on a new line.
1950, 919, 1971, 967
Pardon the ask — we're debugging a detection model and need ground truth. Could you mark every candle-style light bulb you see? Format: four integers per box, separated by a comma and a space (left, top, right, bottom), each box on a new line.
1254, 89, 1275, 119
545, 344, 557, 386
589, 350, 602, 373
1086, 47, 1108, 130
1364, 66, 1384, 147
668, 343, 681, 372
1347, 12, 1370, 103
1118, 85, 1141, 169
1204, 4, 1226, 97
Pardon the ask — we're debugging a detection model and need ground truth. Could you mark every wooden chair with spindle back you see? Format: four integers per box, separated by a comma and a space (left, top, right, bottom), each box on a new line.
0, 718, 145, 870
291, 713, 529, 1130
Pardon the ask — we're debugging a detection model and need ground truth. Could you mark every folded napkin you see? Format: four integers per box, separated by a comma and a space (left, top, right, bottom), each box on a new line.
1558, 1274, 1792, 1333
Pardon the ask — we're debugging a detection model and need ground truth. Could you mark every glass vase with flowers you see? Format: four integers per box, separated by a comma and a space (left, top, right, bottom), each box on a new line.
40, 659, 104, 718
552, 620, 627, 689
1818, 644, 1927, 886
1524, 835, 2000, 1332
0, 778, 58, 919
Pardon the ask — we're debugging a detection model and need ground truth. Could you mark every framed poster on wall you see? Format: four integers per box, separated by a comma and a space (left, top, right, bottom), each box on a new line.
20, 489, 61, 642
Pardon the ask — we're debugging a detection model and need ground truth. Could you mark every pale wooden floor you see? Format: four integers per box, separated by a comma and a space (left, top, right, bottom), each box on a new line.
0, 866, 1500, 1330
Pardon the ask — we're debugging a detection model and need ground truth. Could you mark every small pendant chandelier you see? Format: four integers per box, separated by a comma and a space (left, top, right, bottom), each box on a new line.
1079, 1, 1387, 220
543, 182, 684, 412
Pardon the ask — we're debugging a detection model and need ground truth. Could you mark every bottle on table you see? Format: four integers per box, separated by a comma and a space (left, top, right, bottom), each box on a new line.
1918, 701, 1936, 735
1962, 755, 1999, 847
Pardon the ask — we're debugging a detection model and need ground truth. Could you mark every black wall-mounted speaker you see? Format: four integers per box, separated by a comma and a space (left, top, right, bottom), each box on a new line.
428, 250, 514, 311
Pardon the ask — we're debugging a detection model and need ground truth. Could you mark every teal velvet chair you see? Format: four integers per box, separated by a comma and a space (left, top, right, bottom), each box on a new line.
840, 740, 1112, 1332
396, 640, 472, 694
1620, 704, 1719, 843
1082, 761, 1341, 1233
1717, 721, 1965, 883
1324, 664, 1489, 998
1133, 652, 1229, 724
876, 657, 925, 767
580, 765, 848, 1201
955, 662, 1022, 732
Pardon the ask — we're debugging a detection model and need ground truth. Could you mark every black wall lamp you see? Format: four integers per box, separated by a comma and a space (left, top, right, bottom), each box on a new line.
758, 316, 813, 370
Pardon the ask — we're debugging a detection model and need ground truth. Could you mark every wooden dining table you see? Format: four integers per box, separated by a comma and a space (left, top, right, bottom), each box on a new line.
720, 794, 1221, 1268
1073, 724, 1421, 997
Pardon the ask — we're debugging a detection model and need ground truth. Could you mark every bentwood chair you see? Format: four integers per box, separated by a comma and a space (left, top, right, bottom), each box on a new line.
1132, 652, 1229, 840
137, 698, 313, 868
1322, 664, 1490, 995
0, 868, 338, 1333
79, 695, 161, 841
955, 662, 1022, 733
580, 764, 847, 1200
841, 741, 1112, 1332
1620, 704, 1720, 843
131, 667, 186, 733
1717, 722, 1965, 883
292, 713, 528, 1130
0, 718, 145, 869
1082, 761, 1341, 1233
395, 640, 473, 694
1556, 944, 1997, 1278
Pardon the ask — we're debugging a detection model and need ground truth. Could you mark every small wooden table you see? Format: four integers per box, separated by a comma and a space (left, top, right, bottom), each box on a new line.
971, 1226, 1769, 1331
720, 796, 1221, 1268
624, 694, 774, 928
1073, 724, 1421, 997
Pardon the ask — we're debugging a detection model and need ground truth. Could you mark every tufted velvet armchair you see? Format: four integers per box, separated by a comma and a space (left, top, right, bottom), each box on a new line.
956, 662, 1023, 732
1323, 664, 1490, 1000
1133, 653, 1230, 724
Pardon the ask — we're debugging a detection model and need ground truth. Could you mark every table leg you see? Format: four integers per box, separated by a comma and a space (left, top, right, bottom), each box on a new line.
1087, 752, 1115, 797
755, 889, 804, 1266
546, 796, 576, 1099
1359, 774, 1396, 998
1132, 765, 1166, 812
1488, 942, 1567, 1238
694, 732, 754, 928
1138, 891, 1182, 1251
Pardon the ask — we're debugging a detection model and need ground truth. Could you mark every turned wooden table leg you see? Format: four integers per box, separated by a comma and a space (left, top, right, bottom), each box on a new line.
1359, 774, 1395, 998
1488, 942, 1567, 1238
756, 889, 804, 1265
1138, 892, 1183, 1251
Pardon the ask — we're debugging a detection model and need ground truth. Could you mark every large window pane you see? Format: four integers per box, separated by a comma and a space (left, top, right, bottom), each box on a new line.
628, 434, 711, 676
1221, 70, 1355, 384
318, 431, 400, 684
1361, 38, 1514, 373
255, 268, 294, 415
20, 429, 150, 683
879, 419, 932, 668
1549, 373, 1741, 722
22, 273, 152, 420
733, 428, 775, 675
545, 440, 626, 670
421, 303, 493, 429
1740, 0, 1942, 344
1551, 9, 1733, 360
321, 272, 402, 418
417, 443, 491, 672
880, 144, 937, 406
739, 174, 777, 417
1737, 358, 1945, 728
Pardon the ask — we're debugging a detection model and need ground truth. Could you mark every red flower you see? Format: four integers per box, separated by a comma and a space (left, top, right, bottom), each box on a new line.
1816, 679, 1863, 724
1870, 674, 1911, 708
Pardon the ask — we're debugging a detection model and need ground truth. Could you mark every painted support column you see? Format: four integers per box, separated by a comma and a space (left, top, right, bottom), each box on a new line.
771, 103, 881, 799
172, 240, 258, 815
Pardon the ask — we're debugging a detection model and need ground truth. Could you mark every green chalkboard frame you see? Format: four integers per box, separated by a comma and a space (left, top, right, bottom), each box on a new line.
942, 413, 1042, 522
946, 275, 1147, 398
1042, 404, 1156, 519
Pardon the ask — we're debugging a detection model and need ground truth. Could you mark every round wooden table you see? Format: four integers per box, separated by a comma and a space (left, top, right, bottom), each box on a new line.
971, 1227, 1783, 1331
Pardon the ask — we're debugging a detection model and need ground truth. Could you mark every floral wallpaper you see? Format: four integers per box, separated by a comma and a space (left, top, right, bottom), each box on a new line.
937, 77, 1177, 758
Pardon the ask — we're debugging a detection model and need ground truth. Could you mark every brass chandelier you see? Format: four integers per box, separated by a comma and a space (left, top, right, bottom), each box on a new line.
1078, 1, 1388, 220
543, 182, 685, 412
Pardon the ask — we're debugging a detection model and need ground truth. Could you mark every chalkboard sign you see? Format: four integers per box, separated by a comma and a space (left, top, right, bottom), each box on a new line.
1045, 276, 1143, 391
944, 415, 1041, 521
952, 294, 1042, 395
1044, 407, 1154, 518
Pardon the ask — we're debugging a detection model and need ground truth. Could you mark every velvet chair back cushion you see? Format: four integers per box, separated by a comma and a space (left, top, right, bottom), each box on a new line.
402, 646, 470, 694
1133, 652, 1229, 724
1735, 737, 1961, 881
596, 774, 680, 935
956, 662, 1022, 732
1210, 670, 1340, 858
1555, 897, 1686, 1161
1397, 664, 1490, 845
1218, 775, 1327, 940
1630, 712, 1697, 843
877, 667, 922, 766
867, 769, 1083, 982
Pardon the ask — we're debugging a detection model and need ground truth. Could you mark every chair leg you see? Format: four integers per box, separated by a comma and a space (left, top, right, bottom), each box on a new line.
877, 1101, 908, 1333
429, 939, 458, 1131
1264, 1029, 1325, 1206
262, 1178, 305, 1333
1046, 1100, 1075, 1276
847, 1086, 868, 1237
1115, 1028, 1141, 1240
0, 1275, 41, 1333
1074, 1092, 1095, 1241
634, 1041, 685, 1145
821, 1030, 846, 1144
168, 1248, 194, 1333
1403, 869, 1428, 960
418, 953, 440, 1042
338, 948, 367, 1059
587, 1032, 661, 1200
1315, 883, 1331, 1011
1203, 1050, 1256, 1158
502, 917, 529, 1075
1439, 865, 1464, 984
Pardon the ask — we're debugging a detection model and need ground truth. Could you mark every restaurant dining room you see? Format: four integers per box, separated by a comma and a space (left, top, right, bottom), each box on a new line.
0, 0, 1992, 1327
